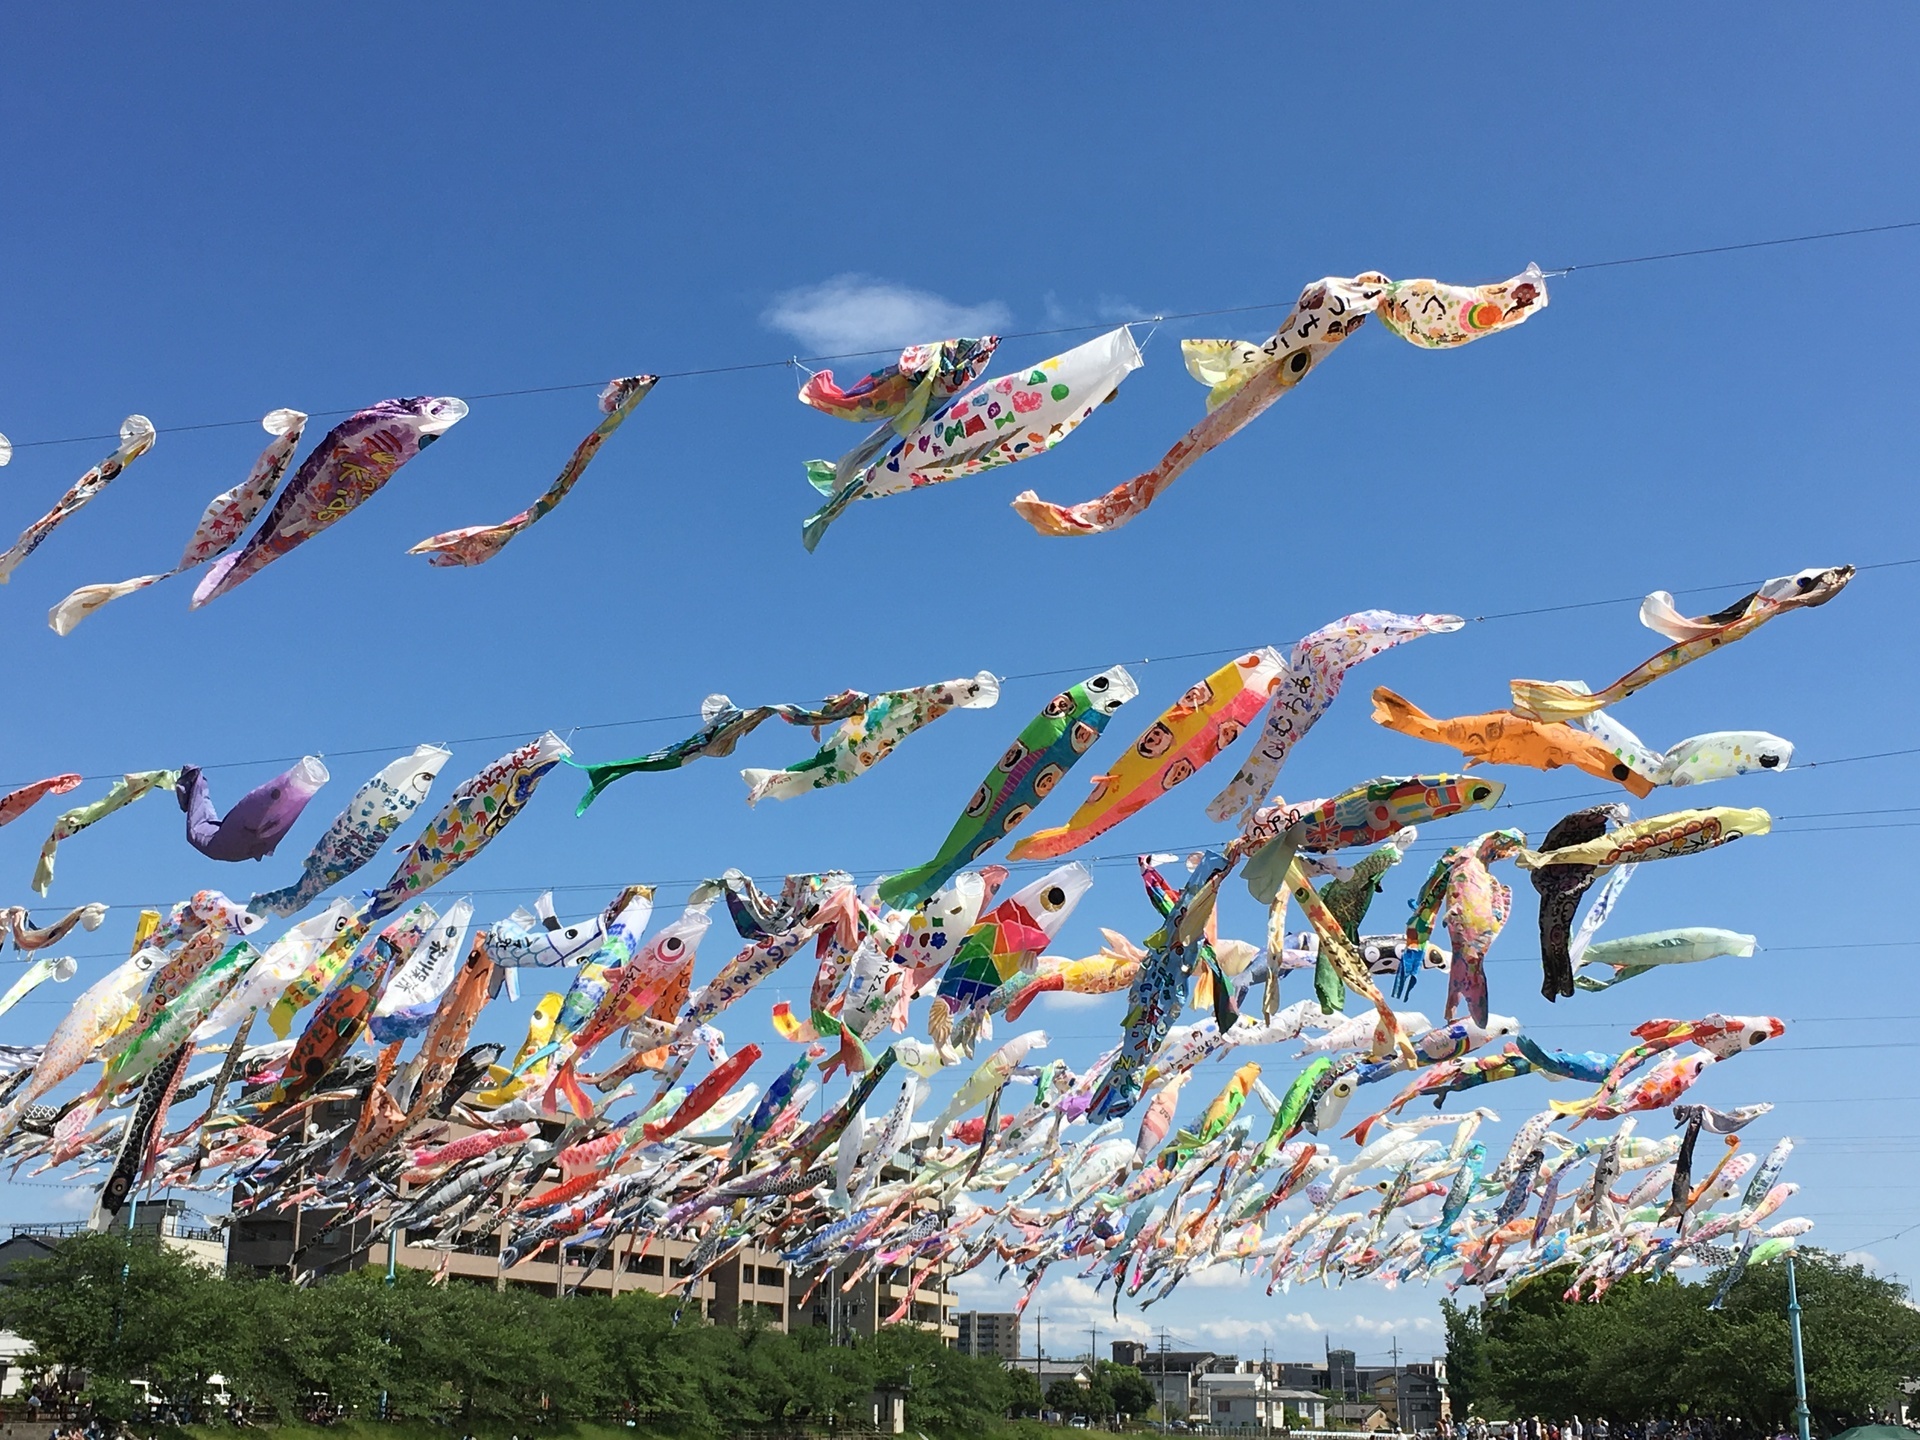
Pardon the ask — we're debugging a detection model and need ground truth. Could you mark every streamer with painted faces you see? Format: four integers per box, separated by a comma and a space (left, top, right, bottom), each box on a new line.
1011, 266, 1547, 536
1011, 649, 1285, 861
876, 665, 1138, 909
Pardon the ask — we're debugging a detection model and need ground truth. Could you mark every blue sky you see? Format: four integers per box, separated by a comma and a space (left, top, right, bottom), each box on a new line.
1, 5, 1917, 1363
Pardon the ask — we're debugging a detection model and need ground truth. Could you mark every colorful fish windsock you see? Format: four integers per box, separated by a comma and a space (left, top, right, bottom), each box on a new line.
411, 377, 656, 567
366, 733, 571, 921
249, 745, 450, 919
878, 666, 1137, 908
0, 416, 156, 584
193, 396, 467, 606
804, 327, 1143, 550
1011, 267, 1546, 536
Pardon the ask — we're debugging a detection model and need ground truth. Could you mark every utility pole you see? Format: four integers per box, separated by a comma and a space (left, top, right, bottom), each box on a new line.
1390, 1336, 1401, 1435
1787, 1253, 1813, 1440
1158, 1325, 1171, 1433
1262, 1344, 1273, 1440
1089, 1326, 1101, 1423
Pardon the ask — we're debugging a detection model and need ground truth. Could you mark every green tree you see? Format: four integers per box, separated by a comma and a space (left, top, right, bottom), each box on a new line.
1441, 1297, 1493, 1419
1048, 1377, 1087, 1415
868, 1320, 1016, 1431
1005, 1362, 1045, 1417
1470, 1251, 1920, 1429
1100, 1360, 1157, 1419
0, 1231, 231, 1420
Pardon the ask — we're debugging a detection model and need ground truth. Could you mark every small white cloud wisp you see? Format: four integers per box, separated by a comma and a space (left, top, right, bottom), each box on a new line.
764, 274, 1011, 355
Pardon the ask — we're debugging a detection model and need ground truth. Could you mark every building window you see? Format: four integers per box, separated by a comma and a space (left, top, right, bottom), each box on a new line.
758, 1266, 783, 1287
630, 1254, 664, 1275
1216, 1401, 1231, 1414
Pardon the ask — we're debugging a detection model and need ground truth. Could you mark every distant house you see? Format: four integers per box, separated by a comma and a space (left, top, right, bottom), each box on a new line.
1110, 1341, 1238, 1419
1194, 1371, 1329, 1430
1017, 1358, 1094, 1387
1329, 1399, 1392, 1429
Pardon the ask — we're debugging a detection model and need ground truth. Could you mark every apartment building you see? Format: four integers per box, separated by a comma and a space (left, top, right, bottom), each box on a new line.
224, 1101, 956, 1338
5, 1201, 227, 1270
953, 1310, 1021, 1361
788, 1258, 958, 1345
227, 1204, 794, 1323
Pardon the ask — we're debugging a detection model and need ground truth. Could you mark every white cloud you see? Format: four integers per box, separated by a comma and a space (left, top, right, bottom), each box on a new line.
1190, 1311, 1440, 1345
763, 274, 1012, 355
1195, 1316, 1284, 1343
1185, 1264, 1257, 1290
52, 1185, 94, 1216
1038, 989, 1119, 1012
1030, 1274, 1153, 1344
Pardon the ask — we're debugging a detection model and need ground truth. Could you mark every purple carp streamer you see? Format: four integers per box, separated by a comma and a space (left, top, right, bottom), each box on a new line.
193, 397, 467, 607
178, 758, 330, 863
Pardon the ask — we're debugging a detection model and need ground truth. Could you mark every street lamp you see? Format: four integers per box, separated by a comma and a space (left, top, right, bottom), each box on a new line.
1786, 1253, 1812, 1440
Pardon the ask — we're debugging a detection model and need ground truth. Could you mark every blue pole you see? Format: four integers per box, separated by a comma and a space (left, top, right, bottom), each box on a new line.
1787, 1252, 1812, 1440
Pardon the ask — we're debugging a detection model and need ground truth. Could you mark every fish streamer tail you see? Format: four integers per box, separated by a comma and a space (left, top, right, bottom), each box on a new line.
1547, 1092, 1600, 1124
1242, 830, 1301, 908
1508, 679, 1605, 724
543, 1059, 594, 1120
1005, 974, 1062, 1022
572, 761, 635, 817
1368, 687, 1432, 735
876, 857, 949, 911
801, 466, 863, 553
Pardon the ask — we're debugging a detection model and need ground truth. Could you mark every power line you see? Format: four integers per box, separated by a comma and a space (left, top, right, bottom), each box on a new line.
0, 798, 1910, 922
1552, 219, 1920, 274
9, 218, 1920, 455
13, 805, 1920, 919
4, 557, 1917, 796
